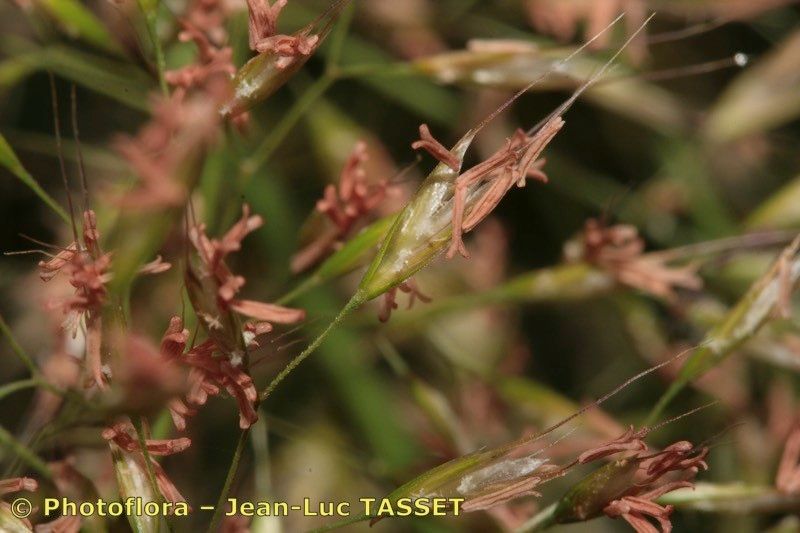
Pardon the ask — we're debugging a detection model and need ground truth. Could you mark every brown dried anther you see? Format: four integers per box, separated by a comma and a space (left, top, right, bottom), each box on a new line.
599, 442, 708, 533
579, 426, 648, 464
138, 255, 172, 275
638, 441, 708, 484
115, 79, 227, 210
448, 117, 562, 259
292, 142, 388, 272
246, 0, 319, 68
166, 22, 236, 97
190, 204, 306, 327
379, 279, 431, 322
558, 432, 708, 533
412, 125, 460, 171
604, 495, 674, 533
38, 243, 78, 282
102, 422, 191, 456
317, 142, 386, 233
0, 477, 37, 496
461, 476, 543, 513
103, 421, 190, 504
41, 210, 113, 390
185, 0, 229, 46
573, 218, 702, 301
182, 339, 260, 429
0, 477, 37, 530
247, 0, 286, 47
158, 315, 262, 430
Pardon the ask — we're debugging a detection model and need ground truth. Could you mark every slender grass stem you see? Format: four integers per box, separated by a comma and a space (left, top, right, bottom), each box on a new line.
325, 0, 355, 73
207, 428, 250, 533
0, 133, 70, 223
0, 314, 40, 377
275, 276, 321, 306
1, 389, 88, 478
0, 425, 52, 480
260, 293, 363, 401
137, 0, 168, 95
240, 74, 335, 182
644, 382, 684, 427
0, 379, 42, 402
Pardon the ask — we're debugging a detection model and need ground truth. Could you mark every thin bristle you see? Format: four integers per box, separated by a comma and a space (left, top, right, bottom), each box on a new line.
70, 84, 90, 212
528, 12, 657, 136
48, 74, 79, 245
471, 13, 628, 137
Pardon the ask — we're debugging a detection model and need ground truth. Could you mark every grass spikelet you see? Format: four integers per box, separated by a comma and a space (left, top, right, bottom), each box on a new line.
357, 15, 650, 304
221, 0, 351, 117
109, 442, 169, 533
647, 236, 800, 424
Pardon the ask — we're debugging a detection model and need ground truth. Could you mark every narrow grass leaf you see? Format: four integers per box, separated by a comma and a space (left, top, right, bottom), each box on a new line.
0, 132, 69, 222
0, 42, 152, 110
37, 0, 123, 55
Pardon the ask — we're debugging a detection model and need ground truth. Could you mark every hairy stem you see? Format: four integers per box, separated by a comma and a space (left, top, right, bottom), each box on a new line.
260, 293, 363, 401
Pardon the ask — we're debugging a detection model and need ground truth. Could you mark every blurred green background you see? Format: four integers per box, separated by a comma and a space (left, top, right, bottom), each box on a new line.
2, 1, 800, 532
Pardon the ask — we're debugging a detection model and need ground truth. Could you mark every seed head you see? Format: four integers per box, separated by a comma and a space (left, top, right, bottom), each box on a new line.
166, 21, 237, 106
293, 142, 388, 273
358, 115, 561, 303
554, 439, 709, 530
157, 315, 263, 430
223, 0, 351, 116
187, 204, 305, 351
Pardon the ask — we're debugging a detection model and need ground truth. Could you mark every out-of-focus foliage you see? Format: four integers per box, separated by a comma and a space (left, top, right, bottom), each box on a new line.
1, 1, 800, 532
